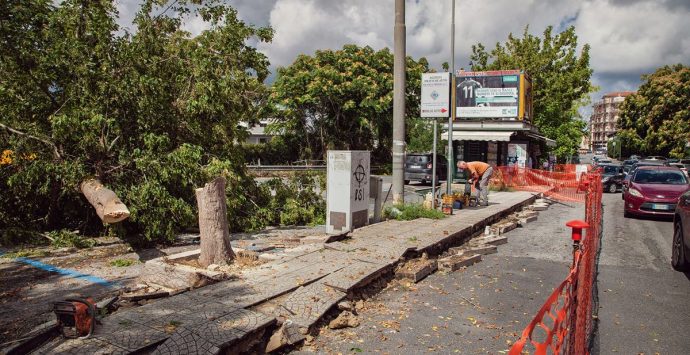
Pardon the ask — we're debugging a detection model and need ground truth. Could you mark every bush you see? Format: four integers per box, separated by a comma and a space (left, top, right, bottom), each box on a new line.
384, 203, 445, 221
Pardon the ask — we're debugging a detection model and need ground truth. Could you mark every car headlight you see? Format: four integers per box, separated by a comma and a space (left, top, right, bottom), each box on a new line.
628, 188, 643, 198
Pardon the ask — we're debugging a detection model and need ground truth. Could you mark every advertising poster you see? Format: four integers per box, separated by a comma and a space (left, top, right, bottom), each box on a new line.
456, 70, 523, 119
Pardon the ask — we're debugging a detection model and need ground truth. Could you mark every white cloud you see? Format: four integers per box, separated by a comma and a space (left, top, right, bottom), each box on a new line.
104, 0, 690, 98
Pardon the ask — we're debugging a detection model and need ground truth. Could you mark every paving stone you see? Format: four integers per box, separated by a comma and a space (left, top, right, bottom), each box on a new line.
152, 327, 221, 355
321, 261, 392, 292
459, 244, 498, 256
472, 235, 508, 246
438, 254, 482, 272
36, 337, 129, 355
190, 308, 275, 348
497, 222, 518, 234
395, 259, 438, 283
530, 204, 548, 211
90, 316, 168, 352
519, 215, 538, 225
280, 281, 346, 328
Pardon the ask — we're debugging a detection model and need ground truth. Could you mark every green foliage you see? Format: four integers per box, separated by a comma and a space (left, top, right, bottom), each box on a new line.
263, 172, 326, 227
268, 44, 430, 165
406, 118, 446, 155
384, 203, 445, 221
617, 64, 690, 158
110, 258, 137, 267
0, 0, 292, 244
47, 229, 96, 249
470, 26, 595, 161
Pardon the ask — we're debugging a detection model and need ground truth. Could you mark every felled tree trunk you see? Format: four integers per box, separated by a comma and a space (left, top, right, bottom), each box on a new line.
196, 176, 235, 267
80, 179, 130, 224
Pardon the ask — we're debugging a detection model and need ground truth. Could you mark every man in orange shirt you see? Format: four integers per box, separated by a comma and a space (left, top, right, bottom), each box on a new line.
456, 161, 494, 206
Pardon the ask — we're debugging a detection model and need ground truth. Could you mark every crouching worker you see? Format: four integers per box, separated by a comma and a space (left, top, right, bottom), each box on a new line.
456, 161, 493, 207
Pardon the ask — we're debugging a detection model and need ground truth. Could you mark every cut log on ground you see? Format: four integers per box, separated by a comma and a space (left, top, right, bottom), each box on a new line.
196, 176, 235, 267
80, 179, 130, 224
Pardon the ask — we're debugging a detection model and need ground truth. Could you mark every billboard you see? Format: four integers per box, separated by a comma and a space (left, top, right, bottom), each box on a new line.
455, 70, 532, 121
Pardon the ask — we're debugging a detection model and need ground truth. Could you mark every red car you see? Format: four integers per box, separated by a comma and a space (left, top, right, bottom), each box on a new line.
672, 190, 690, 271
623, 166, 690, 218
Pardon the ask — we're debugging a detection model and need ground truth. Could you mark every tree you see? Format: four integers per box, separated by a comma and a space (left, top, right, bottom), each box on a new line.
469, 26, 595, 160
0, 0, 285, 244
618, 64, 690, 158
268, 45, 430, 164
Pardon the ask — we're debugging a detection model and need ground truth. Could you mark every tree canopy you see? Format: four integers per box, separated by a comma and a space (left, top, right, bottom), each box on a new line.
0, 0, 324, 244
470, 26, 595, 160
617, 64, 690, 158
268, 44, 430, 165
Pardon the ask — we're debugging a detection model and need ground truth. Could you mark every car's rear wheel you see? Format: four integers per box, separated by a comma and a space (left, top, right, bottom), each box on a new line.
608, 183, 617, 193
671, 221, 689, 271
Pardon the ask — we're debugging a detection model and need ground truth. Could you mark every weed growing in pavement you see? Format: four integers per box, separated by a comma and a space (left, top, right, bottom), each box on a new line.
47, 230, 96, 249
384, 203, 445, 221
0, 249, 49, 259
109, 258, 137, 267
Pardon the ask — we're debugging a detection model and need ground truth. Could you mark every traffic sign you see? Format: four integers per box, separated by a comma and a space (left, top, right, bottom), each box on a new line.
421, 72, 450, 118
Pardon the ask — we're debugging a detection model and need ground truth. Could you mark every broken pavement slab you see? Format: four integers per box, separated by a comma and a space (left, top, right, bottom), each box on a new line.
451, 244, 498, 256
395, 259, 438, 283
471, 234, 508, 246
279, 280, 346, 329
438, 253, 482, 272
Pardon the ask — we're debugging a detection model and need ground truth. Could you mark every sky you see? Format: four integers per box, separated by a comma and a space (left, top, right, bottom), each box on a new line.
114, 0, 690, 118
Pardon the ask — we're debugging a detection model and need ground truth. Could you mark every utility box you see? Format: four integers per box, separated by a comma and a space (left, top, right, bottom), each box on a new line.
326, 150, 370, 234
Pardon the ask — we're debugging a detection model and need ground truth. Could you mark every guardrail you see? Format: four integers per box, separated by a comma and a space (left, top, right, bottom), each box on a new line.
246, 165, 327, 171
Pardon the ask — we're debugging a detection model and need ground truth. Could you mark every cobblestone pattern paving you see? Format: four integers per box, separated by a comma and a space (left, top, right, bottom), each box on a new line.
40, 191, 537, 354
280, 280, 346, 327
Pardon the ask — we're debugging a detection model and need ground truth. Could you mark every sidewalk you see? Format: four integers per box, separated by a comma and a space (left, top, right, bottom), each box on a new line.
30, 190, 543, 354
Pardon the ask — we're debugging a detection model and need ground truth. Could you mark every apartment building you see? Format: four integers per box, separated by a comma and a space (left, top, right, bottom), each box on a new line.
589, 91, 635, 152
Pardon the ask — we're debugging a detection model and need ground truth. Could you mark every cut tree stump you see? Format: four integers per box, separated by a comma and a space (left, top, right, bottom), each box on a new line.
196, 176, 235, 267
80, 179, 130, 224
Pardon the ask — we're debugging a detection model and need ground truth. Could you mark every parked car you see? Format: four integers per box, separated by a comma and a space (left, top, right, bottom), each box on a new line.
623, 166, 690, 218
404, 153, 447, 184
646, 156, 666, 161
622, 160, 666, 197
598, 164, 625, 193
629, 155, 641, 160
672, 190, 690, 271
622, 159, 637, 174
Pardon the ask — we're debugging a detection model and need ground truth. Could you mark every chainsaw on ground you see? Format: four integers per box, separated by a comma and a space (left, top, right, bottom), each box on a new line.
53, 297, 97, 339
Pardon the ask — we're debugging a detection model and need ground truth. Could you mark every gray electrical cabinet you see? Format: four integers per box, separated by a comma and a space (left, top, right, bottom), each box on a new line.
326, 150, 370, 234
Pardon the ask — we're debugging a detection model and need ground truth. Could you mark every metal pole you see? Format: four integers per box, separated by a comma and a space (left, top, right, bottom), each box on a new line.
446, 0, 455, 196
392, 0, 406, 204
432, 118, 438, 208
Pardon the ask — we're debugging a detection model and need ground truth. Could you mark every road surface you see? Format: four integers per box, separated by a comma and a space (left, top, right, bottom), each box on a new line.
306, 192, 690, 354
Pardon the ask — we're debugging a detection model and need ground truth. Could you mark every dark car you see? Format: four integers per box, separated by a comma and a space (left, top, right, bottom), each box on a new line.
598, 164, 624, 193
623, 166, 690, 218
672, 190, 690, 271
404, 153, 447, 184
622, 159, 637, 174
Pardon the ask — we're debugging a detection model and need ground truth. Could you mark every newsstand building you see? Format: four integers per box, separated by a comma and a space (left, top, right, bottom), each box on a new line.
441, 69, 555, 181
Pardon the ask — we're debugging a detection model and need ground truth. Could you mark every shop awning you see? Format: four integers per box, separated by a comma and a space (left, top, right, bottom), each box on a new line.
526, 132, 557, 147
441, 130, 514, 142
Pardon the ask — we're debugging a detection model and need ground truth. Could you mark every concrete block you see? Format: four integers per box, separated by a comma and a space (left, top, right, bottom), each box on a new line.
530, 204, 548, 211
438, 254, 481, 272
396, 259, 437, 283
519, 215, 538, 225
471, 235, 508, 246
498, 222, 518, 234
462, 244, 498, 256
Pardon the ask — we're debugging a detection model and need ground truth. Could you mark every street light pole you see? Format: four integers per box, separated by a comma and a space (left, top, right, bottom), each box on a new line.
446, 0, 455, 196
392, 0, 406, 204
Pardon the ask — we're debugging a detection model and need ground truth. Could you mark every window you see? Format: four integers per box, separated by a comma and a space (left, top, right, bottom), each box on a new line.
259, 138, 267, 144
633, 170, 687, 185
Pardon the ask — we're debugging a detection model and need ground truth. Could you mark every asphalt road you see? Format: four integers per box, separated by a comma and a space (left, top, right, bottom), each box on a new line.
306, 192, 690, 354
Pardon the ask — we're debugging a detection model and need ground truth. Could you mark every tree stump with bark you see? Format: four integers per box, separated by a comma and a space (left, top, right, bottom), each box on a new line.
80, 179, 130, 224
195, 176, 235, 267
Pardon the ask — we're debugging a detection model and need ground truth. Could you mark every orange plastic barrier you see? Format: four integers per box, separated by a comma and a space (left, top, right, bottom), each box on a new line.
490, 167, 592, 203
509, 173, 603, 355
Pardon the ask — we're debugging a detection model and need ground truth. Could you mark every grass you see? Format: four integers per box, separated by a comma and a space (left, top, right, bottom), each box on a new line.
109, 258, 137, 267
0, 249, 49, 259
384, 203, 446, 221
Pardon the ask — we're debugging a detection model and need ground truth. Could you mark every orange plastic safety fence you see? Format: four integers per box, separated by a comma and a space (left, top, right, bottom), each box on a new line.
509, 172, 603, 355
490, 167, 592, 203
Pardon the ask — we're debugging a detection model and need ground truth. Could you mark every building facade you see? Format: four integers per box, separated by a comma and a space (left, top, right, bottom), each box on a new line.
589, 91, 635, 152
